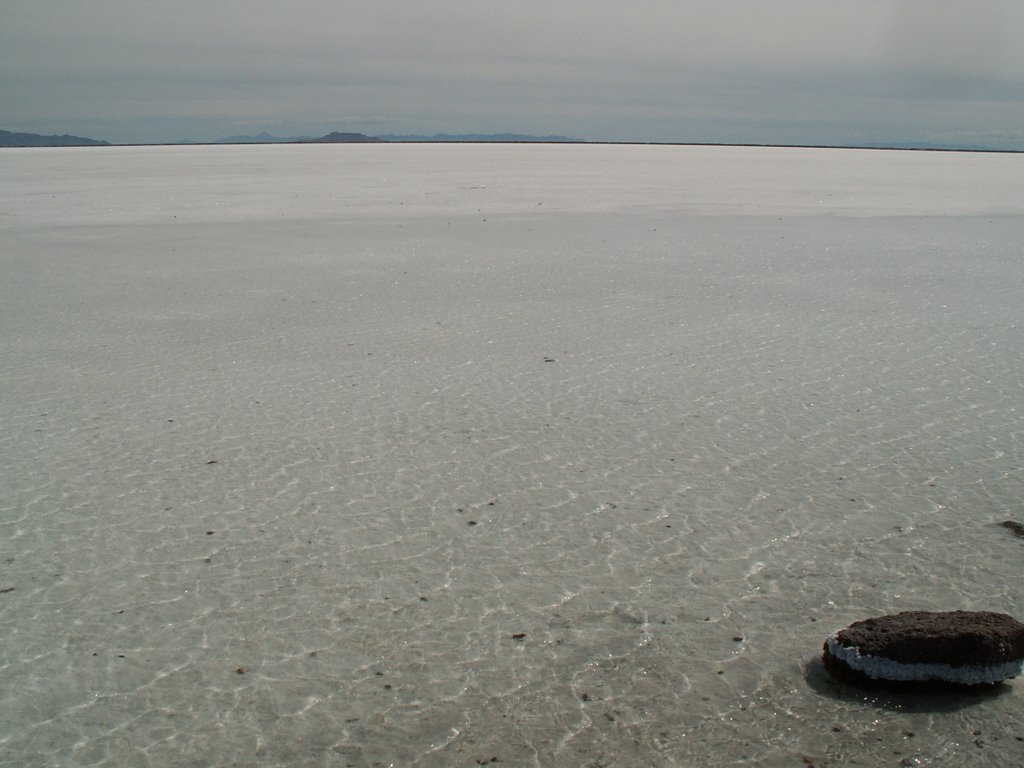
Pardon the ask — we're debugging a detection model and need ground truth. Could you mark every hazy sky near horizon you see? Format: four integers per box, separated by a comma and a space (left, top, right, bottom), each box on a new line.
3, 0, 1023, 147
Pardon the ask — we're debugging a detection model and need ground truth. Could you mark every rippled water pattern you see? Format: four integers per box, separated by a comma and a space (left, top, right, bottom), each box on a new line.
2, 145, 1023, 766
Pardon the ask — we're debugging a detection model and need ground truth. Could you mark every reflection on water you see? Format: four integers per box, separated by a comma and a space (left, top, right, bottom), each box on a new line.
2, 145, 1023, 766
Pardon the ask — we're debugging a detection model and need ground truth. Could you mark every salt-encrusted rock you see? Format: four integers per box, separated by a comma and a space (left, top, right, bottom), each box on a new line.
823, 611, 1024, 686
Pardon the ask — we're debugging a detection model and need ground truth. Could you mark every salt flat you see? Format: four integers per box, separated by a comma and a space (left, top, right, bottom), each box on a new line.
2, 144, 1023, 767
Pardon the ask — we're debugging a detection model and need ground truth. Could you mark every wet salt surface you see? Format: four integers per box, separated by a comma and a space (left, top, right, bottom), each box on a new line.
2, 144, 1023, 766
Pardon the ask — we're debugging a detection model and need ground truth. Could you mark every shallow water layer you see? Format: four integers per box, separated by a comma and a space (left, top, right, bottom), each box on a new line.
2, 145, 1023, 767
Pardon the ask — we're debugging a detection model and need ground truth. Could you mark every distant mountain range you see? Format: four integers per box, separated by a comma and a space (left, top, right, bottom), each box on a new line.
208, 131, 577, 144
377, 133, 580, 142
212, 131, 315, 143
207, 131, 381, 143
4, 127, 1018, 152
0, 128, 577, 146
302, 132, 386, 143
0, 129, 109, 147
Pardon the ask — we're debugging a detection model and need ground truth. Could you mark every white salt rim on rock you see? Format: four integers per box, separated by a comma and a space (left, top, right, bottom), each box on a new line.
825, 632, 1024, 685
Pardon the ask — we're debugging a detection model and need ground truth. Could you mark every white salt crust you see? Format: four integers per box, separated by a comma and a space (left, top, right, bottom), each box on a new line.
825, 632, 1023, 685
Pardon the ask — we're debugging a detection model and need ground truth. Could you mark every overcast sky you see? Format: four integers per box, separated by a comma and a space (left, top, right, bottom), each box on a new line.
3, 0, 1023, 147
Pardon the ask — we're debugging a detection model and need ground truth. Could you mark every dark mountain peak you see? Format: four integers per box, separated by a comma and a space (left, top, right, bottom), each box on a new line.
0, 129, 110, 147
305, 132, 386, 143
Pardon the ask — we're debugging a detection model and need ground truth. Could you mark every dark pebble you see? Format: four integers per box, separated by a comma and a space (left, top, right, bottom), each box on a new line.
999, 520, 1024, 537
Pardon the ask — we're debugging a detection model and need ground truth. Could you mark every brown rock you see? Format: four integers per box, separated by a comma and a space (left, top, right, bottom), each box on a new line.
823, 610, 1024, 686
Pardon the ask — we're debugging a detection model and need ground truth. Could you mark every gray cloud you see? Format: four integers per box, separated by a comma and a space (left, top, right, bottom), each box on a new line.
879, 0, 1024, 78
2, 0, 1022, 146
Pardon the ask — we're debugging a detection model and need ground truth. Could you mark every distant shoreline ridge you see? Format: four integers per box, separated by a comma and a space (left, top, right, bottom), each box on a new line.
2, 127, 1021, 153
